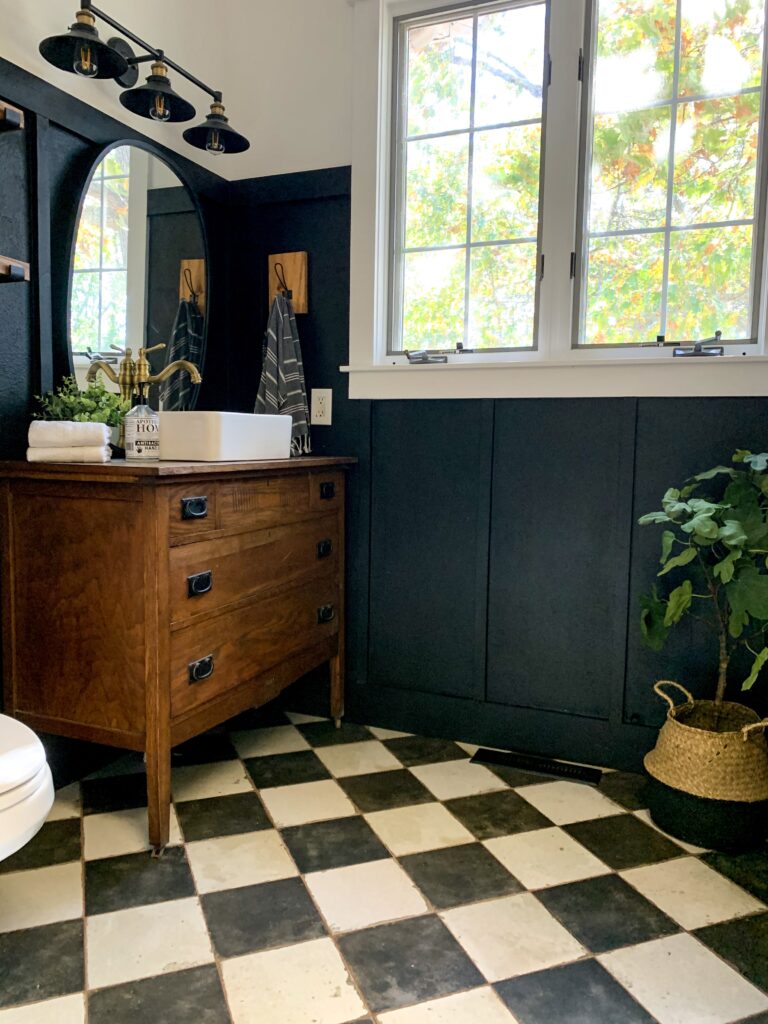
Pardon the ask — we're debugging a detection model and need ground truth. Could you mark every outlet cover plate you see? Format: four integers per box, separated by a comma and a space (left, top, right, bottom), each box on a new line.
311, 388, 333, 425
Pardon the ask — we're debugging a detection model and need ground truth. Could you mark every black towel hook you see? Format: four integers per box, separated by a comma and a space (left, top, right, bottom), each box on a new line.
183, 267, 199, 305
274, 261, 292, 300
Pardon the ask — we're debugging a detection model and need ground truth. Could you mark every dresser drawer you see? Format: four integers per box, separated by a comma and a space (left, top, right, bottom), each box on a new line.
170, 579, 340, 716
167, 483, 220, 543
169, 513, 340, 624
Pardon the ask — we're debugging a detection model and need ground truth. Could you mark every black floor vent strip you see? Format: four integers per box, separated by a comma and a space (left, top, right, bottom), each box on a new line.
471, 747, 603, 786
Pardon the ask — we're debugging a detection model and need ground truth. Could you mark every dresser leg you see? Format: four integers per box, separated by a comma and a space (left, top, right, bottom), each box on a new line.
146, 739, 171, 854
330, 651, 344, 728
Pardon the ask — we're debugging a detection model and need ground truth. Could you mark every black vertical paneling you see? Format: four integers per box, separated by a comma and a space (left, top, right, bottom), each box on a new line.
29, 115, 53, 393
487, 399, 636, 720
368, 400, 494, 700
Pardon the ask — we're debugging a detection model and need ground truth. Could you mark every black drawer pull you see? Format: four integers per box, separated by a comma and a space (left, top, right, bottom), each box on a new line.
319, 481, 336, 501
181, 495, 208, 520
188, 655, 215, 683
317, 539, 333, 559
187, 570, 213, 597
317, 604, 336, 624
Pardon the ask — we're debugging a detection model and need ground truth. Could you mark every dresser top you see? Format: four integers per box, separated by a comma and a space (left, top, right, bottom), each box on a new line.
0, 456, 356, 481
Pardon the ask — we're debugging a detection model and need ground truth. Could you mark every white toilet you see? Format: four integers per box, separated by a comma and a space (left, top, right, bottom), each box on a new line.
0, 714, 54, 862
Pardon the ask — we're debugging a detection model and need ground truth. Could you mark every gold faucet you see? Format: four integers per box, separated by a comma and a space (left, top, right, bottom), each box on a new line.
86, 344, 202, 448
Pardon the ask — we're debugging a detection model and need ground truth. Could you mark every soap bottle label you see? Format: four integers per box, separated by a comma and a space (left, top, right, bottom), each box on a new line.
125, 406, 160, 460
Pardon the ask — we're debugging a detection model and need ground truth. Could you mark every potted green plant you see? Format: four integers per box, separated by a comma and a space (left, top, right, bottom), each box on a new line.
639, 449, 768, 852
34, 375, 129, 447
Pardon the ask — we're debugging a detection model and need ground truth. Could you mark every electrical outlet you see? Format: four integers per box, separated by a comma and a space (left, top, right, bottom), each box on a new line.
311, 388, 333, 426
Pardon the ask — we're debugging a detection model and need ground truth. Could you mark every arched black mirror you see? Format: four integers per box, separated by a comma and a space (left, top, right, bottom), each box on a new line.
68, 142, 208, 410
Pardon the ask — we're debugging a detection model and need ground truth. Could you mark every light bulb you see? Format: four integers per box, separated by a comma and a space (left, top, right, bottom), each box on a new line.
206, 129, 225, 154
73, 44, 98, 77
150, 95, 170, 122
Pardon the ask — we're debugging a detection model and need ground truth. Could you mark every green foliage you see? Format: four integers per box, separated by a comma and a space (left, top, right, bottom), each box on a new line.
34, 375, 129, 428
639, 449, 768, 696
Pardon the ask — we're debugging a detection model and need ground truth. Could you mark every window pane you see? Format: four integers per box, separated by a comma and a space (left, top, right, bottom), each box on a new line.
474, 4, 546, 126
472, 125, 541, 241
469, 244, 537, 348
405, 135, 469, 248
584, 233, 665, 345
679, 0, 765, 97
100, 271, 128, 351
102, 177, 129, 269
673, 94, 760, 225
70, 272, 100, 351
593, 0, 676, 113
103, 145, 131, 177
406, 18, 473, 136
401, 249, 465, 350
74, 182, 103, 270
666, 224, 753, 339
589, 107, 670, 232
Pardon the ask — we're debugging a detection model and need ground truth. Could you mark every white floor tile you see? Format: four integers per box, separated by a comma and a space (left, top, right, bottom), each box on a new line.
187, 829, 298, 894
600, 933, 768, 1024
633, 810, 709, 855
259, 780, 357, 828
285, 712, 326, 725
379, 987, 516, 1023
0, 994, 85, 1024
86, 897, 213, 989
621, 856, 765, 929
515, 780, 623, 825
83, 806, 182, 860
410, 760, 509, 800
315, 740, 402, 778
171, 760, 251, 802
365, 803, 475, 856
222, 936, 366, 1024
230, 725, 310, 759
441, 892, 586, 982
0, 862, 82, 932
456, 741, 480, 756
485, 826, 610, 889
368, 726, 412, 740
47, 782, 81, 821
305, 858, 428, 932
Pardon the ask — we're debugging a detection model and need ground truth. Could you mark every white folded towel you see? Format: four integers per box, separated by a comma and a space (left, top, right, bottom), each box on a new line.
28, 420, 111, 448
26, 446, 112, 464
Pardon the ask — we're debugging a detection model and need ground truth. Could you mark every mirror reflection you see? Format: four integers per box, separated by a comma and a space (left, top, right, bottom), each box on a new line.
69, 144, 206, 410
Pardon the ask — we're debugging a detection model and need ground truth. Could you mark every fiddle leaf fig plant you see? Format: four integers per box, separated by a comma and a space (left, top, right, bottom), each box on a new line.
639, 450, 768, 703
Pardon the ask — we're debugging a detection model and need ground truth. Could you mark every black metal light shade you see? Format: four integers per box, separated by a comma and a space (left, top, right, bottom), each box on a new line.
119, 60, 196, 123
39, 9, 129, 79
183, 100, 250, 155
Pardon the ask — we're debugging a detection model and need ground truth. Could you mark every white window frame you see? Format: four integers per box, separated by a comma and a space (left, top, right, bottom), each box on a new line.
346, 0, 768, 399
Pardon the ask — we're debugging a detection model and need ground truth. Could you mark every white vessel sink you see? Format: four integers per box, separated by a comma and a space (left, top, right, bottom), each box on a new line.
159, 411, 292, 462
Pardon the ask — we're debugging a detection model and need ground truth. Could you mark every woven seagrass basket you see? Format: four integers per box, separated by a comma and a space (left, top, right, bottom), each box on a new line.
644, 681, 768, 803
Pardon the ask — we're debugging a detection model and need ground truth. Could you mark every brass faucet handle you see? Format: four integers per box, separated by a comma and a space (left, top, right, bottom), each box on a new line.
140, 344, 167, 356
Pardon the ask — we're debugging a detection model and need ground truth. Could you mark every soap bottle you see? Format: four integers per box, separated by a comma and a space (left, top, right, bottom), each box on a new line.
124, 384, 160, 461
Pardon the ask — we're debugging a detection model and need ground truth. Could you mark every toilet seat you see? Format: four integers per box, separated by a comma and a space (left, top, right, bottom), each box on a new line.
0, 715, 54, 862
0, 714, 47, 795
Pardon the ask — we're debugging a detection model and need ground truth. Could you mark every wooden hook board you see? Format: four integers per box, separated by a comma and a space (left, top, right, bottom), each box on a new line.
268, 251, 308, 314
0, 255, 30, 283
179, 258, 206, 315
0, 102, 24, 132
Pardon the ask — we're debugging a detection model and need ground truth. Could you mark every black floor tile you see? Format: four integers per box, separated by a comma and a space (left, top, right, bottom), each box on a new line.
564, 813, 681, 870
598, 771, 649, 811
737, 1014, 768, 1023
695, 912, 768, 991
244, 750, 330, 789
0, 920, 84, 1009
702, 848, 768, 904
171, 732, 239, 766
81, 773, 147, 815
89, 964, 230, 1024
338, 914, 483, 1013
485, 763, 559, 788
338, 769, 434, 813
226, 702, 291, 730
175, 792, 270, 842
281, 816, 389, 873
382, 736, 468, 767
296, 720, 373, 747
0, 818, 81, 874
495, 958, 656, 1024
445, 790, 552, 840
202, 877, 326, 958
400, 843, 523, 909
85, 846, 195, 915
537, 874, 680, 954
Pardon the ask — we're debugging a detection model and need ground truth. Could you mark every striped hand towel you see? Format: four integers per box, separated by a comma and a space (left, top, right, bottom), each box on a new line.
255, 293, 311, 455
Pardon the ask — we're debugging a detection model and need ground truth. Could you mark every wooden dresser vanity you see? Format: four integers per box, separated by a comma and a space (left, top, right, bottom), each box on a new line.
0, 457, 354, 849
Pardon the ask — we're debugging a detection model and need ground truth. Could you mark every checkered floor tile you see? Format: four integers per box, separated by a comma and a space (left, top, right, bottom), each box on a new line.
2, 708, 768, 1024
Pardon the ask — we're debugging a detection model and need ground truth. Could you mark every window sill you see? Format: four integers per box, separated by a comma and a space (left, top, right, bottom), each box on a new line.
340, 355, 768, 399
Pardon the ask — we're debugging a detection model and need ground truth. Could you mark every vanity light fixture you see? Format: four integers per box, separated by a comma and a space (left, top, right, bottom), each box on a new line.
38, 0, 250, 154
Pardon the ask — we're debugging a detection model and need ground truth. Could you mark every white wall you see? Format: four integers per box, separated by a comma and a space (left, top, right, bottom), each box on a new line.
0, 0, 355, 180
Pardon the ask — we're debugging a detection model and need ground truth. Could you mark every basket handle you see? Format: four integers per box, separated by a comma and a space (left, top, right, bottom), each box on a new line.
742, 719, 768, 741
653, 680, 695, 711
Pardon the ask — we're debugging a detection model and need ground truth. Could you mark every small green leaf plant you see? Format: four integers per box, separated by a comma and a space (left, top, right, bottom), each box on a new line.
639, 450, 768, 704
34, 374, 129, 429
